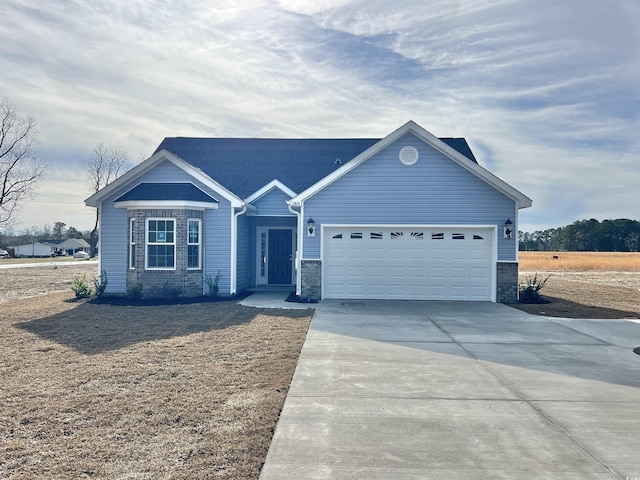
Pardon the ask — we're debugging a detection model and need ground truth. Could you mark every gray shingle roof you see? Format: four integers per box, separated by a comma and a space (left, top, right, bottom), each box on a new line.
116, 182, 219, 203
154, 137, 477, 199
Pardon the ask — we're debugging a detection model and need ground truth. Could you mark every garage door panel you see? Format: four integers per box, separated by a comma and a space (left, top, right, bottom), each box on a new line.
428, 266, 447, 279
408, 285, 427, 296
368, 266, 386, 278
428, 248, 447, 260
450, 248, 469, 260
407, 266, 426, 278
471, 267, 490, 279
450, 267, 468, 279
324, 227, 493, 301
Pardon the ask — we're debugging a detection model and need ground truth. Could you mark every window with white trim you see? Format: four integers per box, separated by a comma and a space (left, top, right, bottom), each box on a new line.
146, 218, 175, 269
187, 219, 201, 270
129, 218, 136, 269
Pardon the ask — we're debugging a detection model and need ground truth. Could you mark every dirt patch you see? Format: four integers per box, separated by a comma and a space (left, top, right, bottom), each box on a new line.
0, 290, 312, 479
513, 273, 640, 319
0, 262, 97, 303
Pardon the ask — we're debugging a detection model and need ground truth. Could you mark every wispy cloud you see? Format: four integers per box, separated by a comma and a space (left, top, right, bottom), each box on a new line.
0, 0, 638, 232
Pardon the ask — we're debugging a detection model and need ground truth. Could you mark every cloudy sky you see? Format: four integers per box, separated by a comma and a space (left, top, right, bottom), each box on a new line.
1, 0, 638, 234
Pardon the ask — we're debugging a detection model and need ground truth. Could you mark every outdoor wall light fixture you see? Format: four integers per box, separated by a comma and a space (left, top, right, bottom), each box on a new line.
504, 218, 513, 239
307, 218, 315, 237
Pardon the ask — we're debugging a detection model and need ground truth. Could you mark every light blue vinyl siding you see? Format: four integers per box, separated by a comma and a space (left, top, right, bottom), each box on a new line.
236, 215, 251, 292
252, 188, 295, 216
99, 198, 129, 293
100, 159, 234, 294
129, 160, 204, 187
203, 204, 231, 294
303, 133, 517, 261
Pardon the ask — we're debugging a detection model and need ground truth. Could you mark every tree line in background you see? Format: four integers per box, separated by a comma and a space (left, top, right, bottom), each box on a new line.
519, 218, 640, 252
0, 221, 90, 249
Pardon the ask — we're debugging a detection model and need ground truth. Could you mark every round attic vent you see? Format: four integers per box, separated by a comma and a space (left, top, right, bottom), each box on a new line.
399, 146, 419, 166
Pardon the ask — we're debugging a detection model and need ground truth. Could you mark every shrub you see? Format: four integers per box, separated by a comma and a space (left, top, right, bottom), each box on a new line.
519, 273, 550, 304
71, 275, 93, 299
126, 283, 144, 301
205, 270, 222, 296
93, 270, 108, 298
160, 282, 182, 299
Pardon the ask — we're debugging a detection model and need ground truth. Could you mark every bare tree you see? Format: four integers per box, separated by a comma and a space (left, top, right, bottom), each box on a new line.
0, 98, 45, 227
86, 143, 130, 257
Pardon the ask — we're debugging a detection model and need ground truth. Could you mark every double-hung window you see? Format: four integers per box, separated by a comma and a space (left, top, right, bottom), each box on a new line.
146, 218, 175, 269
129, 218, 136, 269
187, 219, 201, 270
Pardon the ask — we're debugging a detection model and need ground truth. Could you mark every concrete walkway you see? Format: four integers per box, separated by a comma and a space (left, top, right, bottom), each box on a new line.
239, 290, 317, 310
260, 299, 640, 479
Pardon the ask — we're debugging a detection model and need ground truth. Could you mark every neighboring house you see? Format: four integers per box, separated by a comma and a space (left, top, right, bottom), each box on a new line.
58, 237, 90, 254
85, 121, 532, 302
10, 242, 58, 257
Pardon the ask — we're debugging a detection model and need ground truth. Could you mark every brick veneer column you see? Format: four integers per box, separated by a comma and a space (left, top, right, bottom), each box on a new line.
496, 262, 518, 303
300, 260, 321, 301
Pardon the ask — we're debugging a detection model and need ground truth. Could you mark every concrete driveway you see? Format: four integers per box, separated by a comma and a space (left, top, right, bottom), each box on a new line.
260, 300, 640, 479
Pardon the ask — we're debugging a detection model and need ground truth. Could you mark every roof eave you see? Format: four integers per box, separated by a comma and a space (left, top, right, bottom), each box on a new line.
244, 179, 297, 204
85, 149, 245, 208
114, 200, 219, 210
290, 120, 532, 208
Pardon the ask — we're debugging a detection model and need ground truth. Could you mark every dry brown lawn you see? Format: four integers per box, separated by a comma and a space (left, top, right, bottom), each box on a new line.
0, 288, 312, 479
2, 256, 640, 478
519, 251, 640, 272
0, 262, 97, 304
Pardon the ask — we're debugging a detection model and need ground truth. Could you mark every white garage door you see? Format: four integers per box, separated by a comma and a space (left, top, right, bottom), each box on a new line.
323, 226, 494, 301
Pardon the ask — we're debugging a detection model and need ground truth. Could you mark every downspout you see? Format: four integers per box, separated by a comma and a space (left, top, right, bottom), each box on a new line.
287, 201, 302, 296
230, 204, 247, 295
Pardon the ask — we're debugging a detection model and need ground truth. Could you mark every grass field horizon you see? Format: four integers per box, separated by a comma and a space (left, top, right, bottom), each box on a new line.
519, 251, 640, 272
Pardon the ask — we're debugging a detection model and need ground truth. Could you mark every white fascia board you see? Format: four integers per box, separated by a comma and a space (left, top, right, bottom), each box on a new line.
85, 150, 168, 207
406, 123, 533, 209
85, 149, 245, 208
244, 179, 297, 204
290, 120, 532, 209
114, 200, 218, 210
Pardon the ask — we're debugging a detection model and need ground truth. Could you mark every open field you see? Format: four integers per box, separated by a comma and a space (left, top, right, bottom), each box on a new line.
0, 292, 312, 479
519, 251, 640, 272
517, 251, 640, 318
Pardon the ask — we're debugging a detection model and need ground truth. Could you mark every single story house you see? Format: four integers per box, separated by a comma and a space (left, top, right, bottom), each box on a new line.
10, 242, 59, 257
85, 121, 531, 302
57, 237, 90, 254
